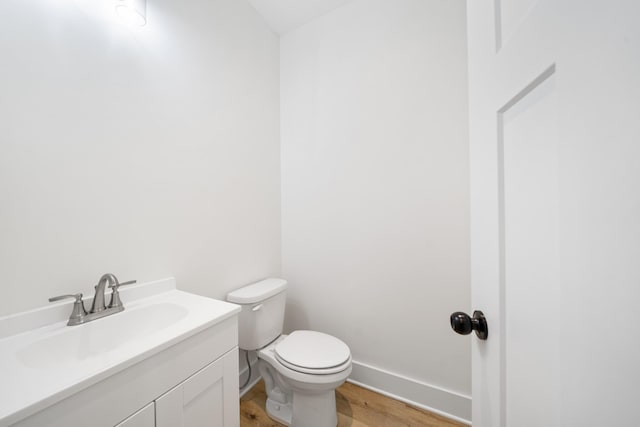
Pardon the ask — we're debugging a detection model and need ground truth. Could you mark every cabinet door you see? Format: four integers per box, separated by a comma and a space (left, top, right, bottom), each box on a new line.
114, 402, 155, 427
155, 348, 239, 427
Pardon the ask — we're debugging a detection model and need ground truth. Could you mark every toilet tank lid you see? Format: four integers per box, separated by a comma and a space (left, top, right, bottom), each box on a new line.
227, 278, 287, 304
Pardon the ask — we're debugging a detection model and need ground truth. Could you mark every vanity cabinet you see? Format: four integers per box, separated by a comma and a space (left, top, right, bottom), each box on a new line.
12, 316, 240, 427
115, 349, 238, 427
115, 403, 155, 427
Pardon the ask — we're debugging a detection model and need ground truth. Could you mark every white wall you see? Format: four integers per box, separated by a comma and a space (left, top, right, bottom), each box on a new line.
280, 0, 471, 421
0, 0, 281, 316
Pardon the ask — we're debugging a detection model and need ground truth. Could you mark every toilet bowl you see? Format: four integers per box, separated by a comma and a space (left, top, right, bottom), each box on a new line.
258, 332, 352, 426
227, 279, 352, 427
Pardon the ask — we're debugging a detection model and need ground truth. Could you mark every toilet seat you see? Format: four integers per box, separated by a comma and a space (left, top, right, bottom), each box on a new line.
275, 330, 351, 375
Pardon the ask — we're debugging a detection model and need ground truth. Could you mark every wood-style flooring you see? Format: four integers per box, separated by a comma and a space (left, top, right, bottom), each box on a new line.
240, 380, 467, 427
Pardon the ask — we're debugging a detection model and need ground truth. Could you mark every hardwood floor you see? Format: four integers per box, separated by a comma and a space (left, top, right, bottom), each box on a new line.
240, 380, 467, 427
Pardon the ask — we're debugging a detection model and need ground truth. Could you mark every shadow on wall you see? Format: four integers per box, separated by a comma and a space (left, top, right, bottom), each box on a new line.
283, 298, 310, 333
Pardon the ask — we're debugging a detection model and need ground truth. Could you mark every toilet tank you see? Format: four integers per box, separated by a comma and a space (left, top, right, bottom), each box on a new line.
227, 278, 287, 351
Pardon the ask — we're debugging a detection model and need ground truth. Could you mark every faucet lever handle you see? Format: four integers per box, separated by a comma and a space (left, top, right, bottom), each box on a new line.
48, 293, 87, 326
108, 279, 137, 309
108, 279, 137, 289
49, 293, 83, 303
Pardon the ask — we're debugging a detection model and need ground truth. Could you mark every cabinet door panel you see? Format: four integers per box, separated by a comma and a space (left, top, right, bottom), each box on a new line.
155, 383, 183, 427
183, 357, 224, 426
156, 348, 239, 427
115, 402, 155, 427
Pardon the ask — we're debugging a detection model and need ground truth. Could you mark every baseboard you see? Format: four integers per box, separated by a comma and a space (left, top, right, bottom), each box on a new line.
348, 360, 471, 425
240, 375, 262, 398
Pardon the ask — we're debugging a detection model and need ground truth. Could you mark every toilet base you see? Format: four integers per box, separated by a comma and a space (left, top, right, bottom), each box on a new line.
291, 389, 338, 427
265, 390, 338, 427
266, 397, 293, 426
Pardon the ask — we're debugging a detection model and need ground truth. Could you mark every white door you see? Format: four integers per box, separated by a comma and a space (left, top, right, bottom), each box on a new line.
155, 349, 239, 427
466, 1, 640, 426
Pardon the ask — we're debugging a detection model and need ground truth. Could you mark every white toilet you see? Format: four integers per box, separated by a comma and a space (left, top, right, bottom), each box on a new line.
227, 278, 352, 427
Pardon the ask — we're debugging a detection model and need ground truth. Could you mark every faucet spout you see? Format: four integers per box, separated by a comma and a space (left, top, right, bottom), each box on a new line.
90, 273, 118, 313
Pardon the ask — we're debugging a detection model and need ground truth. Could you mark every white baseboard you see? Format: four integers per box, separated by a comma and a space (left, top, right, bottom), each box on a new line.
240, 375, 262, 398
348, 360, 471, 425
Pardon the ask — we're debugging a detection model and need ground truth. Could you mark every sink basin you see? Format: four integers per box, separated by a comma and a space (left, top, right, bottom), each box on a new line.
17, 302, 188, 369
0, 277, 241, 427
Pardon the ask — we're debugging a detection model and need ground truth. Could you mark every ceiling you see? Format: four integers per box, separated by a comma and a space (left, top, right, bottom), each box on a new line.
247, 0, 353, 34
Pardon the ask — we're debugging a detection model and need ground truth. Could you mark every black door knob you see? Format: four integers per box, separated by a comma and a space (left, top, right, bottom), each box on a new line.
450, 310, 488, 340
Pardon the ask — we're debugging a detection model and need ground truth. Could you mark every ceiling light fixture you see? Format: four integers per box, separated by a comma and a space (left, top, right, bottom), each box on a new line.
115, 0, 146, 27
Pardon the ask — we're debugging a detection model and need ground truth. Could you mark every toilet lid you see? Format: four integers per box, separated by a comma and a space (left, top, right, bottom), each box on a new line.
275, 331, 351, 374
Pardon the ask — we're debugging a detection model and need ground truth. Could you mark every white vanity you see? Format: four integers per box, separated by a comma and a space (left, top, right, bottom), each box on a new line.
0, 278, 241, 427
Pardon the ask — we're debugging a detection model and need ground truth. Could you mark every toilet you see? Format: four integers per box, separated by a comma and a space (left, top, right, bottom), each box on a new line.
227, 278, 352, 427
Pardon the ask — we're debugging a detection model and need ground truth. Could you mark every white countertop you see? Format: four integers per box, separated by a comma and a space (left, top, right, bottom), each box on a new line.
0, 278, 240, 426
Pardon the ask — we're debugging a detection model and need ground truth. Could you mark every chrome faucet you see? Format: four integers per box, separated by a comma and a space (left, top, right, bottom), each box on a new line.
91, 273, 117, 313
49, 273, 137, 326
